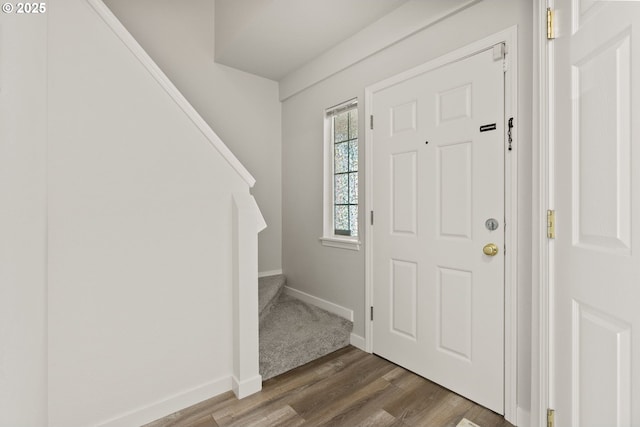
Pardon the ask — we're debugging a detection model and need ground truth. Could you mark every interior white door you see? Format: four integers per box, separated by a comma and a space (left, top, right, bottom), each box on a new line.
551, 2, 640, 426
372, 47, 505, 413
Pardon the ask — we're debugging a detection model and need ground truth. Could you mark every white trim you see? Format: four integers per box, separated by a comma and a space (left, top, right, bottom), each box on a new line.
325, 98, 358, 117
96, 376, 232, 427
503, 27, 519, 426
322, 112, 334, 242
284, 286, 354, 322
364, 27, 519, 422
364, 73, 375, 354
321, 99, 361, 246
517, 406, 532, 427
258, 269, 283, 278
532, 1, 552, 427
86, 0, 256, 188
232, 374, 262, 400
319, 236, 361, 251
349, 333, 366, 351
232, 193, 262, 401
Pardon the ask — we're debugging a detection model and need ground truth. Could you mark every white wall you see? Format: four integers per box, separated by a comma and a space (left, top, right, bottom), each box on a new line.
279, 0, 478, 100
46, 0, 251, 425
105, 0, 282, 274
0, 11, 48, 427
281, 0, 533, 415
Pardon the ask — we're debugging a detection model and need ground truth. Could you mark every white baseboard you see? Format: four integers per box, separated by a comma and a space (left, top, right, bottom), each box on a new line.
232, 374, 262, 399
284, 286, 354, 322
258, 269, 283, 278
516, 406, 531, 427
349, 333, 366, 351
96, 376, 232, 427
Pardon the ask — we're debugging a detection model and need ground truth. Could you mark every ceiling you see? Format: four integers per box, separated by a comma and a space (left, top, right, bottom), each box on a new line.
214, 0, 408, 81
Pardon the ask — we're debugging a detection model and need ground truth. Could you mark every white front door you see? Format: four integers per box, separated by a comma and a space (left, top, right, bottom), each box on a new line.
371, 47, 505, 413
550, 2, 640, 425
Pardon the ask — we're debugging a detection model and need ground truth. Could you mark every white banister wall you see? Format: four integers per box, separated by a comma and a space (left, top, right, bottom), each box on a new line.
232, 193, 266, 398
0, 9, 48, 427
46, 0, 263, 425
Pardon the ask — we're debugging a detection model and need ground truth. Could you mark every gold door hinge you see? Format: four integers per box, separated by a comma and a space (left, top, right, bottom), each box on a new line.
547, 210, 556, 239
547, 8, 555, 39
547, 408, 555, 427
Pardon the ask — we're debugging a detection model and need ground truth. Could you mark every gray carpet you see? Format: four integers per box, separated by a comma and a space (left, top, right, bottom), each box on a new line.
258, 274, 286, 326
259, 293, 353, 380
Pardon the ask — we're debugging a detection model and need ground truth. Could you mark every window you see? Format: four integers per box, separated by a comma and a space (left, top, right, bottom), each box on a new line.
321, 99, 360, 250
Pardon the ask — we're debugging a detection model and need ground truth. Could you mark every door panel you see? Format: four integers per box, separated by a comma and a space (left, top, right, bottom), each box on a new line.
573, 32, 631, 253
438, 267, 473, 360
390, 260, 418, 339
391, 151, 418, 235
552, 2, 640, 426
372, 47, 505, 413
438, 141, 472, 239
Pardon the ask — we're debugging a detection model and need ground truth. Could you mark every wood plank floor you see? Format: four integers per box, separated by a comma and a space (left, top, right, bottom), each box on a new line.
144, 346, 514, 427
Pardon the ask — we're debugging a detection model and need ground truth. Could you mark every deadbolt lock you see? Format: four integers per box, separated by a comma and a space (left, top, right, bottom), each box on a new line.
483, 243, 499, 256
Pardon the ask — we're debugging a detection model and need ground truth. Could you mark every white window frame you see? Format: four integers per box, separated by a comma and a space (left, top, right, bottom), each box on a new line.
320, 98, 361, 251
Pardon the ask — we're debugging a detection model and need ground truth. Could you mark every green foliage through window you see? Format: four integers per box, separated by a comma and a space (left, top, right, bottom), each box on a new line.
332, 108, 358, 237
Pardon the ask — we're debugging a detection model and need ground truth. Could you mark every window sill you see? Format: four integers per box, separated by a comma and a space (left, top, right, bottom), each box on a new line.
319, 236, 361, 251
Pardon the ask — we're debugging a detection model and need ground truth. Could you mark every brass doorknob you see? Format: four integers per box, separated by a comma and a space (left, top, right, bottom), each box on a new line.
483, 243, 498, 256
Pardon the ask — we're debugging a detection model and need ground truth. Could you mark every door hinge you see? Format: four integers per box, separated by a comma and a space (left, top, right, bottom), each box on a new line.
547, 7, 555, 40
370, 306, 374, 321
370, 210, 374, 225
370, 115, 374, 130
547, 209, 556, 239
547, 408, 555, 427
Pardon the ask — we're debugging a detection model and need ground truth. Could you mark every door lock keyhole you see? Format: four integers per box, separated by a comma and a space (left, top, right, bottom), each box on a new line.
485, 218, 499, 231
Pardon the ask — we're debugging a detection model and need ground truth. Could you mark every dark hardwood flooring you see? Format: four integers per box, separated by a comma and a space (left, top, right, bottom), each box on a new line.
144, 346, 514, 427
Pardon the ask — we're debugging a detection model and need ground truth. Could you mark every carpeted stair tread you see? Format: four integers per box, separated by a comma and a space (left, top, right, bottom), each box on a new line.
259, 274, 286, 325
259, 293, 352, 380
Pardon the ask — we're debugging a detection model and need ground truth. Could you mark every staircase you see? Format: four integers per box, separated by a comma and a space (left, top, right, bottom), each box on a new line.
259, 275, 353, 380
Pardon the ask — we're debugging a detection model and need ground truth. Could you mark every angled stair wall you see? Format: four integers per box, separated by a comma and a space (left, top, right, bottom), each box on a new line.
46, 1, 261, 425
103, 0, 282, 274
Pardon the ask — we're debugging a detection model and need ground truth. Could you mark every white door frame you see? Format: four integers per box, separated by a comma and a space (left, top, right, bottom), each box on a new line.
364, 26, 519, 424
532, 1, 552, 427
